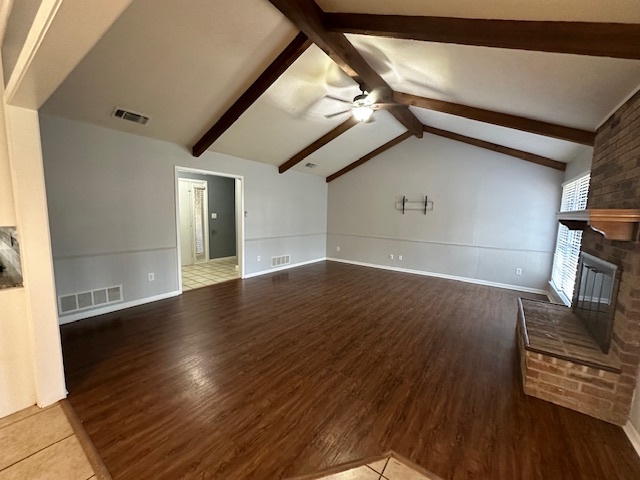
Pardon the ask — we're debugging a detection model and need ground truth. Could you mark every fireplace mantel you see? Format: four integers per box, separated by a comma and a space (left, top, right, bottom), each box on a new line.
557, 209, 640, 241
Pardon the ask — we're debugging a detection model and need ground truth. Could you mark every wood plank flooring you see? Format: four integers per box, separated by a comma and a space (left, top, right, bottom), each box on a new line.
60, 261, 640, 480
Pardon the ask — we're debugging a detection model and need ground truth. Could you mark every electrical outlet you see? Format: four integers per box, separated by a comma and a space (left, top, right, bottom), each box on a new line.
257, 255, 261, 262
515, 268, 523, 275
148, 273, 155, 282
398, 255, 403, 261
389, 254, 394, 260
336, 246, 341, 252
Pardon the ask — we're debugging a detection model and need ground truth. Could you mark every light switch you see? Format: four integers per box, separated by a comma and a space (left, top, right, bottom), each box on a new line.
211, 213, 217, 219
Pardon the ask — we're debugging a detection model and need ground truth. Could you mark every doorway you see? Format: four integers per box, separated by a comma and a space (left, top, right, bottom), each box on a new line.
175, 168, 244, 292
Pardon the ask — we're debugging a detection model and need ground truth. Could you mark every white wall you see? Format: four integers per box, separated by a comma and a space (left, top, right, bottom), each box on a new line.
0, 63, 15, 226
0, 281, 35, 417
327, 134, 564, 293
6, 106, 66, 407
564, 147, 593, 183
0, 66, 65, 418
39, 114, 327, 322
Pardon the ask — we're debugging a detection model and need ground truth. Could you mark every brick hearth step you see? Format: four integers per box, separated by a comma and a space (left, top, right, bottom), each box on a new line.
516, 298, 629, 425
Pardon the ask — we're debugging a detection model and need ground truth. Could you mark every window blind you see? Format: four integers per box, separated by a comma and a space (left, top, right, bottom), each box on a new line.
551, 174, 590, 303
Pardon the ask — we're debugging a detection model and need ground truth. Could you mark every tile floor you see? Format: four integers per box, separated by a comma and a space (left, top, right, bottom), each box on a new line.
0, 404, 96, 480
309, 455, 442, 480
182, 257, 239, 291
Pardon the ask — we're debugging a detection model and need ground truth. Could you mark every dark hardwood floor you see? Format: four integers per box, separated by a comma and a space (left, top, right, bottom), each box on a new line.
60, 262, 640, 479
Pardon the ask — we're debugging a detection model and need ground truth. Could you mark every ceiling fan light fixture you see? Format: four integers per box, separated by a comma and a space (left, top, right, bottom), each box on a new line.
352, 105, 374, 122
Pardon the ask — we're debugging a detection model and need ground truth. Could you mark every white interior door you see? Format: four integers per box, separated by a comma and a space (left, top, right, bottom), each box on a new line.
178, 179, 193, 266
178, 179, 209, 266
191, 181, 209, 264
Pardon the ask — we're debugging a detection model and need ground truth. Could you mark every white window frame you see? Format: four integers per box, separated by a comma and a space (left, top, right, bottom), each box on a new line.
551, 173, 590, 305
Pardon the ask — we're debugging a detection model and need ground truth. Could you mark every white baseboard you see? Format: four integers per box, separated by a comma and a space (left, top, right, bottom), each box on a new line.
243, 257, 326, 279
624, 421, 640, 458
327, 258, 548, 296
58, 290, 181, 325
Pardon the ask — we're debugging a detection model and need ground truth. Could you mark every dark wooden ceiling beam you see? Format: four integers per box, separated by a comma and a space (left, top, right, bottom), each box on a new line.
192, 32, 312, 157
327, 131, 413, 182
279, 116, 358, 173
422, 125, 566, 171
395, 92, 595, 146
324, 14, 640, 60
267, 0, 423, 138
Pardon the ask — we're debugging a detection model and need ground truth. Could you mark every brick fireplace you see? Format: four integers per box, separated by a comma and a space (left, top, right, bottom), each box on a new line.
581, 89, 640, 421
517, 90, 640, 425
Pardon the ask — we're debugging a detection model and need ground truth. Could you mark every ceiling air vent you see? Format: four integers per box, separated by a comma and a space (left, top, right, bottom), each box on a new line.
113, 108, 149, 125
305, 162, 317, 169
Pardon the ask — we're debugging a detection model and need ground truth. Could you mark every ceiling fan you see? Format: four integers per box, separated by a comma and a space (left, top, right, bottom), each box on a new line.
324, 86, 399, 122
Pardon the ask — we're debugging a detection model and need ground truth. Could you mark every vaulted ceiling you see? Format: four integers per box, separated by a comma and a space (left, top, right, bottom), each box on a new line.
41, 0, 640, 180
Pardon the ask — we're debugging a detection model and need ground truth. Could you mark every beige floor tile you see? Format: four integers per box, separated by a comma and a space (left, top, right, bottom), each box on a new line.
316, 465, 380, 480
0, 405, 73, 471
0, 405, 42, 430
182, 263, 237, 289
383, 458, 429, 480
198, 275, 216, 281
0, 435, 93, 480
367, 458, 388, 474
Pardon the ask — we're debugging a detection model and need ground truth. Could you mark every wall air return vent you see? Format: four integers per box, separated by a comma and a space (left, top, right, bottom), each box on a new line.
77, 292, 93, 310
271, 255, 291, 268
59, 294, 78, 314
57, 285, 123, 315
113, 108, 150, 125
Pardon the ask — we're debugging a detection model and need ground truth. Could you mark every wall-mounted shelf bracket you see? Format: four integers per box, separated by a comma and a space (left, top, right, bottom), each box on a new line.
396, 195, 434, 215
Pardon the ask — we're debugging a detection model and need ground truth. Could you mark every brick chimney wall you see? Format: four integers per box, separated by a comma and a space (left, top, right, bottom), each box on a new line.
581, 89, 640, 420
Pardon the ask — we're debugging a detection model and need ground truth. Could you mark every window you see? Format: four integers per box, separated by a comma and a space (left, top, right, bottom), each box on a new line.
551, 173, 590, 304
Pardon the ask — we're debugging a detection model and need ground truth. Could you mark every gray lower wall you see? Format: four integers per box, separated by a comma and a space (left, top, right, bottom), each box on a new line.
327, 134, 564, 293
178, 172, 236, 259
327, 234, 553, 292
40, 114, 327, 322
244, 232, 326, 275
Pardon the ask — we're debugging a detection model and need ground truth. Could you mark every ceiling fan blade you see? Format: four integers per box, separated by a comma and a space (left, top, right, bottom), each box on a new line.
374, 103, 402, 110
365, 87, 395, 105
325, 95, 353, 105
324, 109, 351, 119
